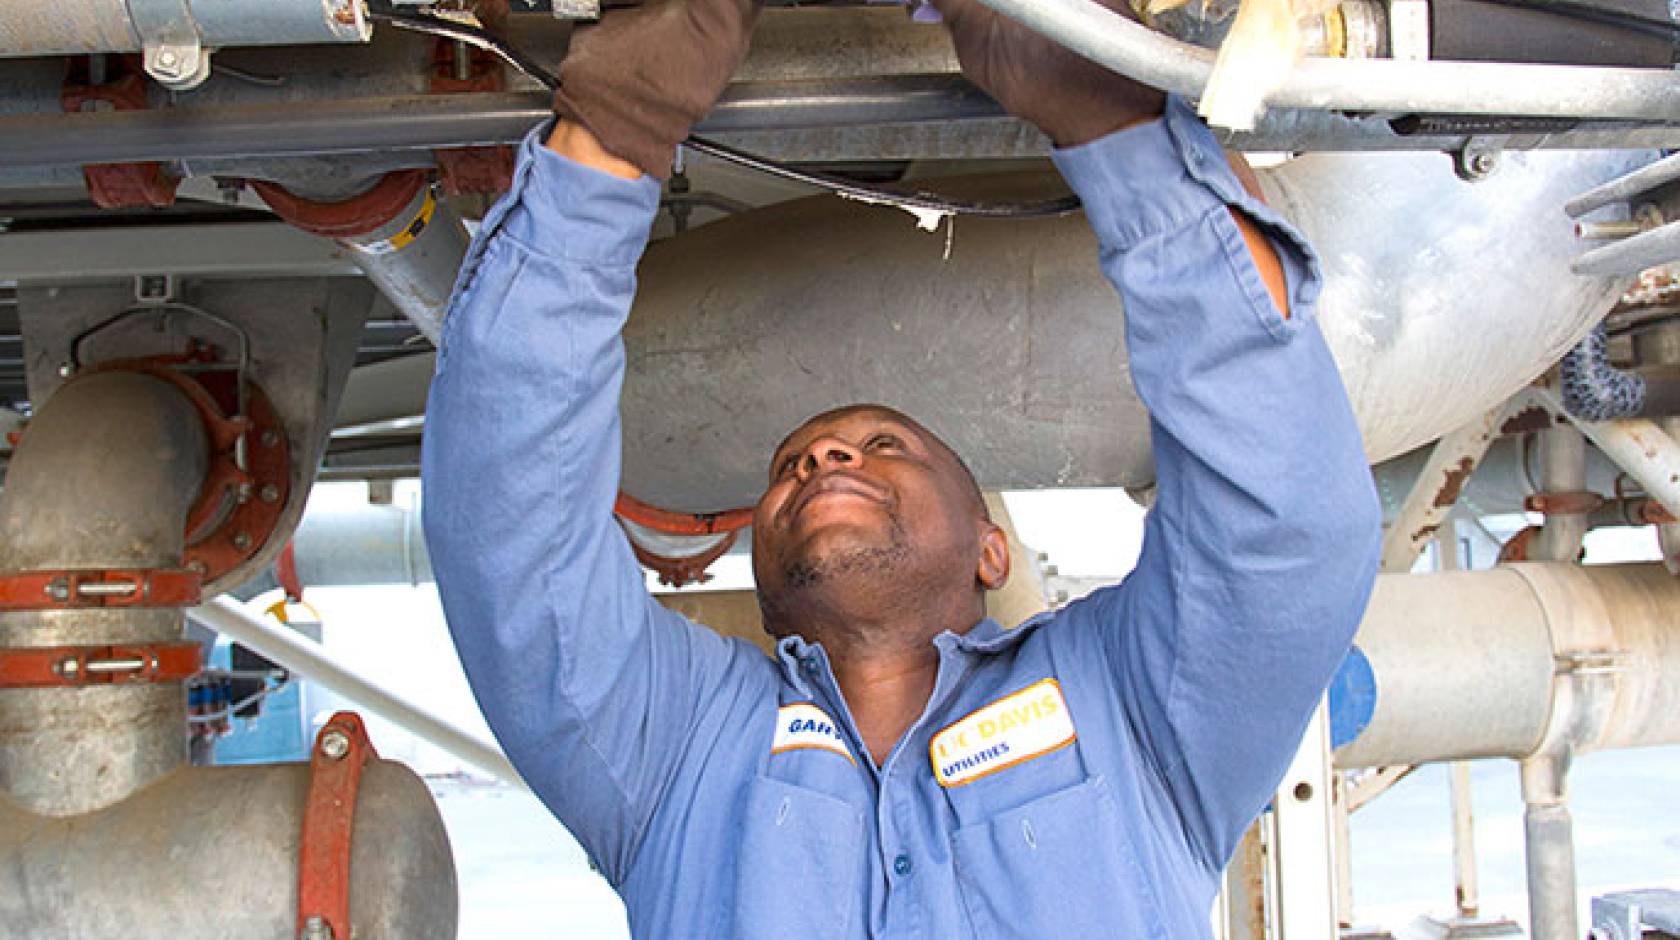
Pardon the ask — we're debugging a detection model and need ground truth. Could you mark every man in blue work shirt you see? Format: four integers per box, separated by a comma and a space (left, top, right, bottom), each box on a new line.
422, 0, 1382, 934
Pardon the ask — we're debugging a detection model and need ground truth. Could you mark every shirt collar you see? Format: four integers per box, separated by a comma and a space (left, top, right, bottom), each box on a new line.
774, 612, 1054, 687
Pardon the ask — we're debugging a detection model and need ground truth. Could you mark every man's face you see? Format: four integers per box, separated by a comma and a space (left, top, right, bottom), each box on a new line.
751, 405, 990, 632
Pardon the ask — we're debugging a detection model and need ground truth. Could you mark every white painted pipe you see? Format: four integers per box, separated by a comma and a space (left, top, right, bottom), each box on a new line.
1335, 563, 1680, 768
188, 596, 526, 789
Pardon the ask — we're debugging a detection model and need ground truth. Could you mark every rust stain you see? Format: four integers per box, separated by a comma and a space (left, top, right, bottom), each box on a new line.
1500, 406, 1551, 436
1432, 457, 1475, 508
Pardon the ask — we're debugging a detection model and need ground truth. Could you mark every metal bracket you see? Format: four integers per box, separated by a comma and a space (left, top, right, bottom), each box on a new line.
1591, 888, 1680, 939
1454, 136, 1505, 182
0, 640, 202, 688
130, 0, 213, 90
298, 711, 379, 940
0, 567, 203, 611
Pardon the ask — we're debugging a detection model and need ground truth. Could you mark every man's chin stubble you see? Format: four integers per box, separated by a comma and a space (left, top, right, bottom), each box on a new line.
780, 518, 913, 591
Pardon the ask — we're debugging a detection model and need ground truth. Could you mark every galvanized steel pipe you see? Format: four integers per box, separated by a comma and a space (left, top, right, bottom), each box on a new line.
0, 0, 369, 57
969, 0, 1680, 122
0, 370, 208, 816
0, 761, 457, 939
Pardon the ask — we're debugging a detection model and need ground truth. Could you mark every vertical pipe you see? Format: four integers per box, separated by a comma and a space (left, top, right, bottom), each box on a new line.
1533, 424, 1589, 563
1449, 761, 1481, 918
1520, 753, 1579, 940
0, 372, 207, 816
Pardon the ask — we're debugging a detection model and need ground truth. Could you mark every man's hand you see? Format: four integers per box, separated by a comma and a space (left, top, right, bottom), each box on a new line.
928, 0, 1164, 147
553, 0, 763, 178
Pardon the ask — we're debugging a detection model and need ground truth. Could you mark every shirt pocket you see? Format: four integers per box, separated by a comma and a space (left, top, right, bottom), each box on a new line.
730, 775, 866, 940
950, 776, 1165, 940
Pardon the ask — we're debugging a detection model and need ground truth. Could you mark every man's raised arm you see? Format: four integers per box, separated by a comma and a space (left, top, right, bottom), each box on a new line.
421, 1, 770, 886
932, 0, 1382, 871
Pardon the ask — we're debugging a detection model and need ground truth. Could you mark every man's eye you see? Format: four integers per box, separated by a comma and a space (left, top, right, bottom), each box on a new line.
866, 434, 901, 451
776, 454, 799, 477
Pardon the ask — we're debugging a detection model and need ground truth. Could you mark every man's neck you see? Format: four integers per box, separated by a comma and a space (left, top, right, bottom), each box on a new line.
827, 638, 941, 767
766, 577, 986, 764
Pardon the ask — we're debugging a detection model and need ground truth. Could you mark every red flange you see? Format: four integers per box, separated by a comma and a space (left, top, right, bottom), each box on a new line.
61, 57, 179, 209
298, 711, 378, 940
614, 492, 755, 536
84, 350, 291, 586
252, 170, 429, 240
626, 528, 739, 588
0, 641, 201, 688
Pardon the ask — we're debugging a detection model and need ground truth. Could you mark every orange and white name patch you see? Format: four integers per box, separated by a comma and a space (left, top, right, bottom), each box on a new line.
771, 702, 856, 765
930, 678, 1075, 787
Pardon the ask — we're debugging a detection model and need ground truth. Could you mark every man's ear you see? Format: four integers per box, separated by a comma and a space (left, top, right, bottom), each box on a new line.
977, 522, 1011, 591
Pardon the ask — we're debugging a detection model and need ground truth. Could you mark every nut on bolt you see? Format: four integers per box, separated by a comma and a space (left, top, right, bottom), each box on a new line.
319, 729, 351, 760
300, 914, 334, 940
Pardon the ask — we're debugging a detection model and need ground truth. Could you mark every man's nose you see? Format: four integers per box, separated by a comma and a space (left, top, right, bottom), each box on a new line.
796, 436, 862, 481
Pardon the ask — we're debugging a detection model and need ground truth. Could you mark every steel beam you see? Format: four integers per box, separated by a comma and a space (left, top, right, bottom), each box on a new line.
0, 222, 358, 282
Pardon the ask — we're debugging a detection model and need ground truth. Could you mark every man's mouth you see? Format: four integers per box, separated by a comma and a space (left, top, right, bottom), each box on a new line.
787, 472, 889, 524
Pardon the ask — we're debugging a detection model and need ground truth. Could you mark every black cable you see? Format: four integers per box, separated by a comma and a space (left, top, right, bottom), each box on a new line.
364, 4, 1082, 219
1468, 0, 1680, 40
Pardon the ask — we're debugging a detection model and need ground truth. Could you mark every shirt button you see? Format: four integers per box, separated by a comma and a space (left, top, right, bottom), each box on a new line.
800, 655, 819, 674
893, 853, 912, 877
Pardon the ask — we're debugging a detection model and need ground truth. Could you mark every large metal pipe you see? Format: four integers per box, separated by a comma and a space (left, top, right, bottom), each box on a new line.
970, 0, 1680, 122
0, 371, 208, 816
188, 596, 524, 788
615, 148, 1641, 510
0, 761, 457, 939
0, 0, 369, 57
1335, 563, 1680, 768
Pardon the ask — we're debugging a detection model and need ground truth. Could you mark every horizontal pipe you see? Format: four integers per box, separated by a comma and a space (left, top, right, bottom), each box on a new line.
188, 596, 525, 789
1567, 151, 1680, 217
0, 0, 368, 57
1335, 563, 1680, 768
972, 0, 1680, 122
0, 762, 456, 939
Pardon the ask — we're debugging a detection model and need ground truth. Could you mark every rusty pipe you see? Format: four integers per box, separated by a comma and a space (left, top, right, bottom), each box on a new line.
0, 370, 209, 816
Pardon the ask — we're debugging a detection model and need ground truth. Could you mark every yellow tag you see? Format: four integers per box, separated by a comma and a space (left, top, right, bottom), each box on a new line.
354, 189, 436, 256
930, 678, 1075, 787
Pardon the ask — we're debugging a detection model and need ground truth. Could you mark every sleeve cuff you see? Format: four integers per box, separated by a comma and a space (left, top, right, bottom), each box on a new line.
490, 120, 663, 267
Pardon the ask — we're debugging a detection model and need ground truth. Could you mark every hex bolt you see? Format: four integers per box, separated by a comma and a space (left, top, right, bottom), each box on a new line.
186, 559, 208, 575
156, 49, 178, 68
319, 729, 351, 761
1470, 152, 1498, 176
299, 914, 334, 940
232, 532, 252, 551
260, 484, 281, 504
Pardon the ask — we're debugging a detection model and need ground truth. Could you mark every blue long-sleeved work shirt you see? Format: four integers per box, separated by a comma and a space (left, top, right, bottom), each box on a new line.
422, 96, 1381, 939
